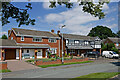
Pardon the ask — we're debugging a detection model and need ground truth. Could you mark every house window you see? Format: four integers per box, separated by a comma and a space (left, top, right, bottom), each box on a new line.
49, 38, 56, 43
27, 50, 29, 53
75, 40, 79, 43
50, 48, 57, 54
33, 37, 42, 42
21, 36, 24, 41
68, 49, 75, 54
84, 41, 89, 45
11, 37, 13, 40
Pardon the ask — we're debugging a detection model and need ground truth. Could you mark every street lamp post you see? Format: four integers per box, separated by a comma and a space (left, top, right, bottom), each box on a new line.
59, 25, 66, 64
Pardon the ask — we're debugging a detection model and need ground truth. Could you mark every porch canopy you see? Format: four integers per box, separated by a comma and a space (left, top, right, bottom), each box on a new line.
0, 39, 50, 60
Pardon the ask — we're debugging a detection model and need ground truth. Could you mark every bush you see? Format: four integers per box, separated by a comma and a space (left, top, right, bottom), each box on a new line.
65, 53, 67, 57
68, 53, 70, 56
48, 53, 52, 58
55, 54, 58, 59
111, 47, 119, 54
70, 54, 73, 59
50, 58, 56, 61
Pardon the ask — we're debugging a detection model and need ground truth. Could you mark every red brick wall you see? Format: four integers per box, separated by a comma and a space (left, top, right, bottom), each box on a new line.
35, 58, 88, 66
8, 31, 60, 56
8, 30, 17, 41
0, 61, 7, 70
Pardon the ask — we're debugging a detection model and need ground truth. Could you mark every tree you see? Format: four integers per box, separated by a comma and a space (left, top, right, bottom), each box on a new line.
1, 0, 110, 27
87, 26, 117, 39
1, 1, 35, 27
102, 43, 119, 53
49, 0, 109, 19
1, 34, 8, 39
116, 30, 120, 38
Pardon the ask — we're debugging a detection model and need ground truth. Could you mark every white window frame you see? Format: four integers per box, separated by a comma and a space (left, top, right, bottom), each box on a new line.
33, 37, 42, 42
48, 38, 57, 43
50, 48, 57, 54
21, 36, 24, 41
75, 40, 79, 44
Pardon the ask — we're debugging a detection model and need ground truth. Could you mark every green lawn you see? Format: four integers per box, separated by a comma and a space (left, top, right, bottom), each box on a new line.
38, 61, 93, 68
0, 69, 11, 73
70, 72, 120, 80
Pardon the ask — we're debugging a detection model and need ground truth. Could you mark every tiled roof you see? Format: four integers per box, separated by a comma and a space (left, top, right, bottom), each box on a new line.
0, 39, 17, 46
61, 33, 96, 40
12, 28, 59, 38
0, 39, 50, 48
108, 37, 120, 43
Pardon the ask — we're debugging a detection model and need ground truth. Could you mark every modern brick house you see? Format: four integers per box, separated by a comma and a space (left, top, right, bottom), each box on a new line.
0, 28, 60, 60
103, 37, 120, 52
57, 31, 102, 56
0, 28, 102, 60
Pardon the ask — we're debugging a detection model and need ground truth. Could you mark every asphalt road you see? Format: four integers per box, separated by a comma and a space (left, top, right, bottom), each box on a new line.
2, 58, 120, 78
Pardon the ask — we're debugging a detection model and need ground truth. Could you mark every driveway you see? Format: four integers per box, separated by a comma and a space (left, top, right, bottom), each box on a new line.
2, 58, 119, 78
6, 60, 40, 71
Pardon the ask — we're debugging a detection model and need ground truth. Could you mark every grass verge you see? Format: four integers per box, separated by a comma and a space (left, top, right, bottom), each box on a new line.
0, 69, 11, 73
70, 72, 120, 80
38, 61, 93, 68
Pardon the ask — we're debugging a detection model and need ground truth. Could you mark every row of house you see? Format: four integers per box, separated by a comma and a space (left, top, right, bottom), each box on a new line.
0, 28, 114, 60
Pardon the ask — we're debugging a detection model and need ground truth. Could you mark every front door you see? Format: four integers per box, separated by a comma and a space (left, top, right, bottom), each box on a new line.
37, 49, 42, 58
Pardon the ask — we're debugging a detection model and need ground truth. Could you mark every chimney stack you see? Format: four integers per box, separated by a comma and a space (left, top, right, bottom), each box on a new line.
51, 30, 54, 33
57, 30, 60, 34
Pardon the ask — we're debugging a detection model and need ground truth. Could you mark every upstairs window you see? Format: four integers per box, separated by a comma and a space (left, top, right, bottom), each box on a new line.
27, 50, 29, 53
21, 36, 24, 41
49, 38, 56, 43
33, 37, 42, 42
11, 37, 13, 40
74, 40, 79, 44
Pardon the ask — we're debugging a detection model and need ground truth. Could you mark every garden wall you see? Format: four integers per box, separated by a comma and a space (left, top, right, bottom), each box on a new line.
0, 61, 8, 70
35, 58, 88, 66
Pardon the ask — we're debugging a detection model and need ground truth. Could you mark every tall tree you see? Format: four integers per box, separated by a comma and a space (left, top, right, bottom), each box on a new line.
1, 1, 35, 27
117, 30, 120, 38
87, 26, 117, 39
1, 0, 109, 27
1, 34, 8, 39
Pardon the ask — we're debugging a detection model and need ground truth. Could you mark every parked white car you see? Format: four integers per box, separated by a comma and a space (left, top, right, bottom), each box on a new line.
102, 51, 119, 58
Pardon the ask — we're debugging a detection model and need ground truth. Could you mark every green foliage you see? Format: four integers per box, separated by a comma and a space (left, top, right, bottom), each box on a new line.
2, 2, 35, 27
102, 43, 119, 53
88, 26, 117, 39
48, 53, 52, 58
71, 72, 120, 80
65, 53, 67, 57
70, 53, 73, 59
111, 47, 119, 54
117, 30, 120, 38
50, 58, 56, 61
49, 1, 109, 19
0, 69, 11, 73
1, 34, 8, 39
38, 61, 93, 68
55, 54, 58, 59
68, 53, 70, 56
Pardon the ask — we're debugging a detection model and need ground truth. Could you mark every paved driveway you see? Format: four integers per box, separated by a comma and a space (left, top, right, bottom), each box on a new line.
2, 58, 119, 78
6, 60, 40, 71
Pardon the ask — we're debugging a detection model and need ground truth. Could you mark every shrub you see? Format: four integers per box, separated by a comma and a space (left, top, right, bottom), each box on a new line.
70, 54, 73, 59
50, 58, 56, 61
48, 53, 52, 58
68, 53, 70, 56
65, 53, 67, 57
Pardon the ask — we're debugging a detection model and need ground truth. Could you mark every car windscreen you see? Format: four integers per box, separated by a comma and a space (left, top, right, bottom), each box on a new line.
113, 52, 117, 54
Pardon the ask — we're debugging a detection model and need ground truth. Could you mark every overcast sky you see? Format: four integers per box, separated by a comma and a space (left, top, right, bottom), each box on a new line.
0, 1, 119, 37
